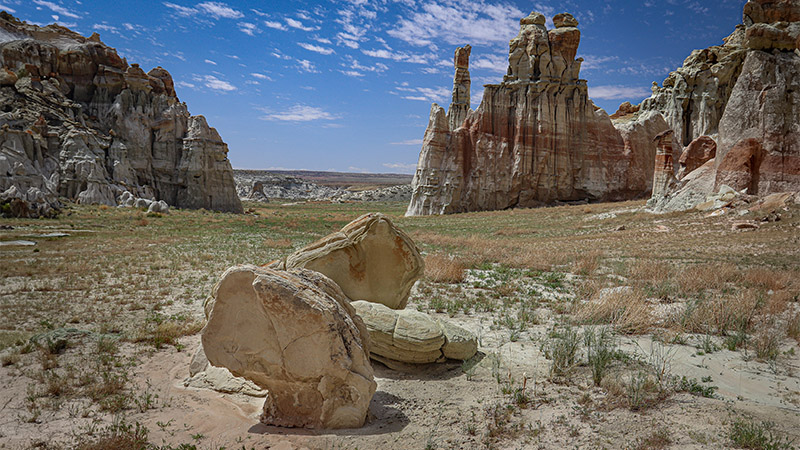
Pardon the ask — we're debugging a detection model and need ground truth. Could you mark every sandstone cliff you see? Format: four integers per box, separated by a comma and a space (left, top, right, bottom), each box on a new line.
646, 0, 800, 211
0, 13, 242, 216
406, 12, 669, 216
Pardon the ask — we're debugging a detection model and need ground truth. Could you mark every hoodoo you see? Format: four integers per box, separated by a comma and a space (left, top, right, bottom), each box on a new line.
406, 12, 670, 216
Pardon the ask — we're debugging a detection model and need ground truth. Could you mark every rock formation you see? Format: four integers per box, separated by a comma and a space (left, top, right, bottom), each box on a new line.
272, 213, 424, 310
678, 136, 716, 179
351, 300, 478, 366
647, 130, 678, 208
202, 265, 376, 429
0, 13, 242, 216
406, 12, 669, 216
447, 45, 471, 131
645, 0, 800, 211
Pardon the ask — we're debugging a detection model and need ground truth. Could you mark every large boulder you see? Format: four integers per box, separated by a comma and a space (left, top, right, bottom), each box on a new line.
274, 213, 424, 310
351, 300, 478, 366
202, 265, 376, 429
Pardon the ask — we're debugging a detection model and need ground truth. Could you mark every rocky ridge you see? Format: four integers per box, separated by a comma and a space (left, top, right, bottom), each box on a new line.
235, 170, 413, 203
646, 0, 800, 211
406, 12, 670, 216
0, 13, 242, 216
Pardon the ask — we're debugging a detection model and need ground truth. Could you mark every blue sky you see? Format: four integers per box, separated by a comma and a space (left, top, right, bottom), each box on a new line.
4, 0, 745, 173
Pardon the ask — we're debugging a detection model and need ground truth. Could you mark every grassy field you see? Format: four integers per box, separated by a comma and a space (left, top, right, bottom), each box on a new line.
1, 198, 799, 449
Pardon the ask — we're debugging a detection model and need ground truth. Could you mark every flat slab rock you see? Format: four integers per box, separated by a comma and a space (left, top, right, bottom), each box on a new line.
351, 300, 478, 365
273, 212, 424, 310
202, 265, 376, 429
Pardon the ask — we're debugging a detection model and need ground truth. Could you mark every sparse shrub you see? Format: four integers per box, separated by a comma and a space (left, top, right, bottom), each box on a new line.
631, 428, 673, 450
584, 327, 617, 386
572, 250, 603, 276
677, 376, 717, 398
424, 253, 466, 284
788, 312, 800, 343
541, 326, 581, 378
728, 418, 795, 450
676, 262, 738, 295
74, 417, 150, 450
263, 237, 293, 248
753, 321, 781, 362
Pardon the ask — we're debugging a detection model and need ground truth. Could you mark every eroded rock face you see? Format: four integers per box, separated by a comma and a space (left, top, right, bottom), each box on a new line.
645, 1, 800, 211
406, 12, 668, 216
202, 265, 376, 429
647, 130, 678, 208
0, 13, 242, 216
678, 136, 717, 180
274, 213, 424, 310
351, 300, 478, 365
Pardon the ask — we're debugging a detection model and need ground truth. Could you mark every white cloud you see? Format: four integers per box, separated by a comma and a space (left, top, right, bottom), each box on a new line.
251, 72, 272, 80
396, 86, 451, 103
264, 20, 287, 31
92, 23, 118, 33
238, 22, 259, 35
298, 42, 334, 55
471, 54, 508, 73
259, 105, 337, 122
203, 75, 236, 92
388, 0, 524, 47
0, 4, 16, 13
348, 166, 371, 173
196, 1, 243, 19
389, 139, 423, 146
175, 80, 196, 89
341, 70, 365, 77
362, 48, 431, 64
587, 85, 651, 100
297, 59, 318, 73
163, 2, 196, 17
286, 17, 317, 31
580, 55, 619, 71
204, 59, 217, 65
122, 23, 136, 31
34, 0, 80, 18
383, 162, 418, 173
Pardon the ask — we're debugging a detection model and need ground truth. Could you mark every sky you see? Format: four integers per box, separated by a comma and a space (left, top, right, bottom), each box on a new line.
3, 0, 746, 173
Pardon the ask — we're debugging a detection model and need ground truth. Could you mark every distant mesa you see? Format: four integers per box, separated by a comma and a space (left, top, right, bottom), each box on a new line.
0, 11, 242, 217
406, 12, 671, 216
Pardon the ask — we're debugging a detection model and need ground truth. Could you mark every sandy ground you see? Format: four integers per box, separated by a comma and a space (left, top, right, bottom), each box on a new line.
3, 304, 798, 450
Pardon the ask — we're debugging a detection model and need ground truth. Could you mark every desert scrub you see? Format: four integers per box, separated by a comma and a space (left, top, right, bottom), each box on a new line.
577, 288, 653, 334
541, 326, 580, 379
728, 418, 796, 450
424, 253, 466, 283
583, 327, 618, 386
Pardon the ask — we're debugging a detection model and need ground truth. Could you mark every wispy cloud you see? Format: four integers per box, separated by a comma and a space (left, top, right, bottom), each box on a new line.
259, 105, 337, 122
471, 54, 508, 73
163, 1, 242, 20
34, 0, 80, 18
175, 80, 196, 89
362, 48, 431, 64
251, 72, 272, 80
196, 1, 242, 19
298, 42, 334, 55
389, 139, 424, 146
587, 85, 651, 100
204, 59, 217, 65
388, 0, 523, 47
296, 59, 318, 73
264, 20, 288, 31
382, 162, 417, 173
0, 4, 16, 13
395, 85, 450, 103
203, 75, 236, 92
238, 22, 258, 35
286, 17, 317, 31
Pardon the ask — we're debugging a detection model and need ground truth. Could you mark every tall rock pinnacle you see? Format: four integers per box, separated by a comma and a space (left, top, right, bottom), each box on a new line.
447, 45, 471, 131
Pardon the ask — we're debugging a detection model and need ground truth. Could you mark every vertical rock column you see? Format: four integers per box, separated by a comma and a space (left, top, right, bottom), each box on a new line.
447, 45, 471, 131
648, 130, 678, 206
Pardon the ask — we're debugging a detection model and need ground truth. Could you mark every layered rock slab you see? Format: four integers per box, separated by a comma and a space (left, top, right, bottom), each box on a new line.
406, 12, 668, 216
351, 300, 478, 365
272, 213, 424, 310
202, 265, 376, 429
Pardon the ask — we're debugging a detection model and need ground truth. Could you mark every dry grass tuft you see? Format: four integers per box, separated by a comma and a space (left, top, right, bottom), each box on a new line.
572, 250, 603, 276
676, 262, 738, 294
577, 289, 653, 335
683, 290, 761, 334
424, 253, 466, 284
629, 260, 674, 285
263, 237, 293, 249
